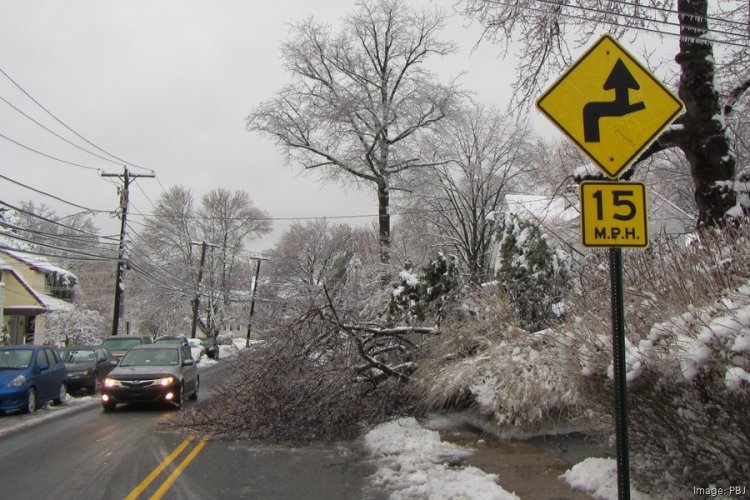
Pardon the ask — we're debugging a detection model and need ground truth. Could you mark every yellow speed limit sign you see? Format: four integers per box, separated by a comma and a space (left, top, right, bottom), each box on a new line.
580, 181, 648, 248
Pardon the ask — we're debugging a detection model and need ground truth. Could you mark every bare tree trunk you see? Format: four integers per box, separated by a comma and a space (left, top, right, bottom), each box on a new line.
676, 0, 736, 226
377, 180, 391, 264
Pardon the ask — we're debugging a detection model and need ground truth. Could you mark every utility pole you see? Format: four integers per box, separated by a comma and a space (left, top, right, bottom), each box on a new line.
102, 166, 155, 336
245, 256, 267, 348
189, 241, 219, 338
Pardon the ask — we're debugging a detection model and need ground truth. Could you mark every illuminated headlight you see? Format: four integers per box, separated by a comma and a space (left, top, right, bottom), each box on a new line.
103, 378, 123, 388
7, 375, 26, 387
155, 377, 175, 386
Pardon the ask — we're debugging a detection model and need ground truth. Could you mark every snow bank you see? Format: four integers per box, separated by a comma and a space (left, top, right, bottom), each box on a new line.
562, 458, 650, 500
364, 417, 518, 499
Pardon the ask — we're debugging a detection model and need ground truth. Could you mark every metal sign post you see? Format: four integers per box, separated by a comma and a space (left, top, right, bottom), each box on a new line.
536, 33, 685, 500
609, 247, 630, 498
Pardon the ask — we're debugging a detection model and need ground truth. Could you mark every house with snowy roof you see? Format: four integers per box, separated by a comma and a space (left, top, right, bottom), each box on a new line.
0, 249, 76, 345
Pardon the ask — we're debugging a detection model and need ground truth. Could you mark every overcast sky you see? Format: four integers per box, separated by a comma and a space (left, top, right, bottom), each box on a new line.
0, 0, 554, 253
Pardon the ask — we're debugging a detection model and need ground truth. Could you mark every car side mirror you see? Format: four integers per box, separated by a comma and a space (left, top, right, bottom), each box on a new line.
109, 360, 119, 367
183, 359, 195, 366
39, 363, 49, 371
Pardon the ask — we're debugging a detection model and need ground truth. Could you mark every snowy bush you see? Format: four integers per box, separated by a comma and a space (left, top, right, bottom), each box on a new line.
389, 253, 460, 325
37, 307, 106, 347
563, 225, 750, 494
411, 288, 579, 436
493, 213, 571, 331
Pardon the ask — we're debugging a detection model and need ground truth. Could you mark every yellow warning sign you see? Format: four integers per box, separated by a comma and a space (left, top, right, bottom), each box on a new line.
537, 34, 684, 179
580, 181, 648, 248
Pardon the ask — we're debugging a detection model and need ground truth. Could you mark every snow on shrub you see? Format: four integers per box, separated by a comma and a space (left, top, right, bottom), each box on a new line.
37, 307, 106, 347
389, 253, 460, 324
562, 226, 750, 494
493, 213, 571, 332
411, 290, 578, 436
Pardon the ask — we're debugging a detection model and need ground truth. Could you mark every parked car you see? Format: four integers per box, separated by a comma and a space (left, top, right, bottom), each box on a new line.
100, 335, 153, 362
0, 345, 67, 413
59, 346, 114, 394
154, 335, 190, 348
101, 344, 199, 411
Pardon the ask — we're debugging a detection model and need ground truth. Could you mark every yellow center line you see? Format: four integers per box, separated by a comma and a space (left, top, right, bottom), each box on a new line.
149, 436, 209, 500
124, 436, 194, 500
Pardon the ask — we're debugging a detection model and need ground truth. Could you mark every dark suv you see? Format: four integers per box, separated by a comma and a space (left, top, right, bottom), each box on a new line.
100, 335, 153, 362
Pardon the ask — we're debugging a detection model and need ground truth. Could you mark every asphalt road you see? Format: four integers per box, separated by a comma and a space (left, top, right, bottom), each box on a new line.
0, 361, 384, 500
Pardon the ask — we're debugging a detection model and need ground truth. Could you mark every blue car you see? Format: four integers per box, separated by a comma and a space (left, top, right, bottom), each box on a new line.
0, 345, 68, 413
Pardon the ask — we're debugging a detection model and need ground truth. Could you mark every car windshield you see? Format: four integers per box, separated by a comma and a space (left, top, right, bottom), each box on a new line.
60, 349, 96, 363
0, 348, 33, 369
155, 338, 180, 345
119, 348, 178, 367
101, 338, 143, 351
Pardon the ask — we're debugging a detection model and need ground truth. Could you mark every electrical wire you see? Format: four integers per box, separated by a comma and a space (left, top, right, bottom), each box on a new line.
480, 0, 749, 48
530, 0, 750, 36
125, 196, 560, 224
0, 129, 105, 171
586, 0, 749, 28
0, 229, 116, 260
131, 180, 158, 212
0, 94, 133, 168
1, 199, 118, 241
0, 66, 154, 173
0, 241, 116, 263
0, 220, 119, 251
0, 173, 113, 214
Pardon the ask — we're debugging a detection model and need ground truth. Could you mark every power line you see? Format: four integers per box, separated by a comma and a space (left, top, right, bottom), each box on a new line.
0, 220, 119, 250
597, 0, 749, 29
480, 0, 749, 48
0, 231, 117, 261
0, 199, 118, 241
0, 65, 154, 173
0, 172, 113, 214
0, 129, 105, 171
0, 94, 132, 168
0, 242, 115, 263
126, 197, 562, 224
553, 0, 750, 31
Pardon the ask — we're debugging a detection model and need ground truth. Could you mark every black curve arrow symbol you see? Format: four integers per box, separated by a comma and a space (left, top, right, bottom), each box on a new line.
583, 59, 645, 142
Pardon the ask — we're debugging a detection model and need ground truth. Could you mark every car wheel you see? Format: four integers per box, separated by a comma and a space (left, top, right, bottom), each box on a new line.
188, 377, 199, 401
24, 387, 37, 413
173, 383, 183, 409
53, 383, 68, 405
102, 402, 116, 412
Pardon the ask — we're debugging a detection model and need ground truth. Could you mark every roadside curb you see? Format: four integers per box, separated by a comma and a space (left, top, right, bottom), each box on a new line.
0, 397, 99, 439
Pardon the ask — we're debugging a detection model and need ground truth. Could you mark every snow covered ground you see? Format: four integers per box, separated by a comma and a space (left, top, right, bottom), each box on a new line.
363, 417, 647, 500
